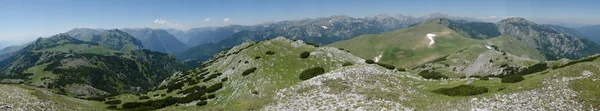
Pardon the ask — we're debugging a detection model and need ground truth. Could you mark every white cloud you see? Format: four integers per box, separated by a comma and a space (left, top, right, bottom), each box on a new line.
154, 18, 168, 24
502, 16, 517, 18
478, 16, 497, 19
153, 18, 187, 28
223, 18, 232, 23
205, 18, 211, 22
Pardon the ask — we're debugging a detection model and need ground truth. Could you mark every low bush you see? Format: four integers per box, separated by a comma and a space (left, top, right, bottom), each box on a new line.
207, 94, 216, 99
166, 82, 185, 93
266, 51, 275, 55
242, 67, 257, 76
206, 83, 223, 93
196, 101, 208, 106
203, 73, 223, 82
300, 52, 310, 58
305, 42, 319, 47
299, 67, 326, 80
255, 56, 261, 59
342, 62, 353, 66
104, 100, 122, 105
418, 71, 448, 80
479, 76, 489, 80
138, 96, 150, 100
501, 75, 524, 83
376, 63, 395, 69
433, 85, 489, 96
365, 59, 375, 64
397, 68, 406, 72
121, 102, 141, 108
221, 77, 228, 82
106, 105, 117, 109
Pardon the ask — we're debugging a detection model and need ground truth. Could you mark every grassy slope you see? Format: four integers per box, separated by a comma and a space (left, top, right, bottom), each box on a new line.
328, 22, 484, 68
107, 37, 364, 110
0, 84, 106, 110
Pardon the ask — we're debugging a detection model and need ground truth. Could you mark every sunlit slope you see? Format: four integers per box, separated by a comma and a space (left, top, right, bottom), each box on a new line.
329, 19, 484, 68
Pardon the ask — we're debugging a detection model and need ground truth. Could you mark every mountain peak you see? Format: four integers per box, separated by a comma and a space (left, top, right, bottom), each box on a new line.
499, 17, 536, 25
375, 14, 392, 19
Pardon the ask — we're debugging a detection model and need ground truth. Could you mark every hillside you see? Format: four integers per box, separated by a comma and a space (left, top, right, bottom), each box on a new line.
328, 18, 494, 68
122, 28, 189, 54
89, 37, 599, 110
498, 18, 600, 60
329, 18, 600, 71
0, 33, 188, 98
1, 37, 599, 110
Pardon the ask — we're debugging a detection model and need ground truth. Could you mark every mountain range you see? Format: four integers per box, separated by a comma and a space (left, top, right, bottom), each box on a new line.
0, 30, 188, 98
1, 13, 599, 110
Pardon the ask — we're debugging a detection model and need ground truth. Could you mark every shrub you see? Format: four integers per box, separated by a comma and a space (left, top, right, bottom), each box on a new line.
166, 82, 185, 93
479, 76, 489, 80
305, 42, 319, 47
206, 83, 223, 93
418, 71, 448, 80
501, 75, 524, 83
242, 67, 257, 76
139, 96, 150, 100
300, 52, 310, 58
196, 101, 208, 106
203, 73, 223, 82
376, 63, 395, 69
104, 100, 122, 105
433, 85, 489, 96
221, 77, 228, 82
397, 68, 406, 72
106, 105, 117, 109
255, 56, 261, 59
207, 94, 216, 99
342, 62, 353, 66
365, 59, 375, 64
299, 67, 326, 80
266, 51, 275, 55
121, 102, 141, 108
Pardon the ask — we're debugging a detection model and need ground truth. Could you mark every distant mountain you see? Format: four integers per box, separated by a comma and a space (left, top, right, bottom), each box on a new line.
184, 25, 268, 47
329, 17, 600, 77
0, 43, 29, 59
543, 24, 585, 37
164, 28, 189, 42
122, 28, 189, 54
575, 25, 600, 44
418, 12, 483, 23
65, 28, 107, 41
0, 33, 188, 98
91, 29, 145, 51
178, 14, 422, 61
328, 18, 517, 69
498, 18, 600, 60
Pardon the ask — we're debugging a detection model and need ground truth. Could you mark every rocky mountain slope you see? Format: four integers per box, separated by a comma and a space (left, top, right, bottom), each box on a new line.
177, 14, 420, 62
0, 33, 188, 98
2, 37, 599, 110
498, 18, 600, 60
122, 28, 189, 54
329, 18, 600, 77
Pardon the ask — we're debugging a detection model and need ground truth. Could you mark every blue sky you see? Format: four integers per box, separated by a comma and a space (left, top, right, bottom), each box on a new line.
1, 0, 599, 47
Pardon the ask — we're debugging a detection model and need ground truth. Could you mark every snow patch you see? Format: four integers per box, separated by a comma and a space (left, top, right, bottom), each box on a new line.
321, 26, 329, 29
374, 54, 383, 62
427, 33, 436, 46
485, 45, 492, 50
